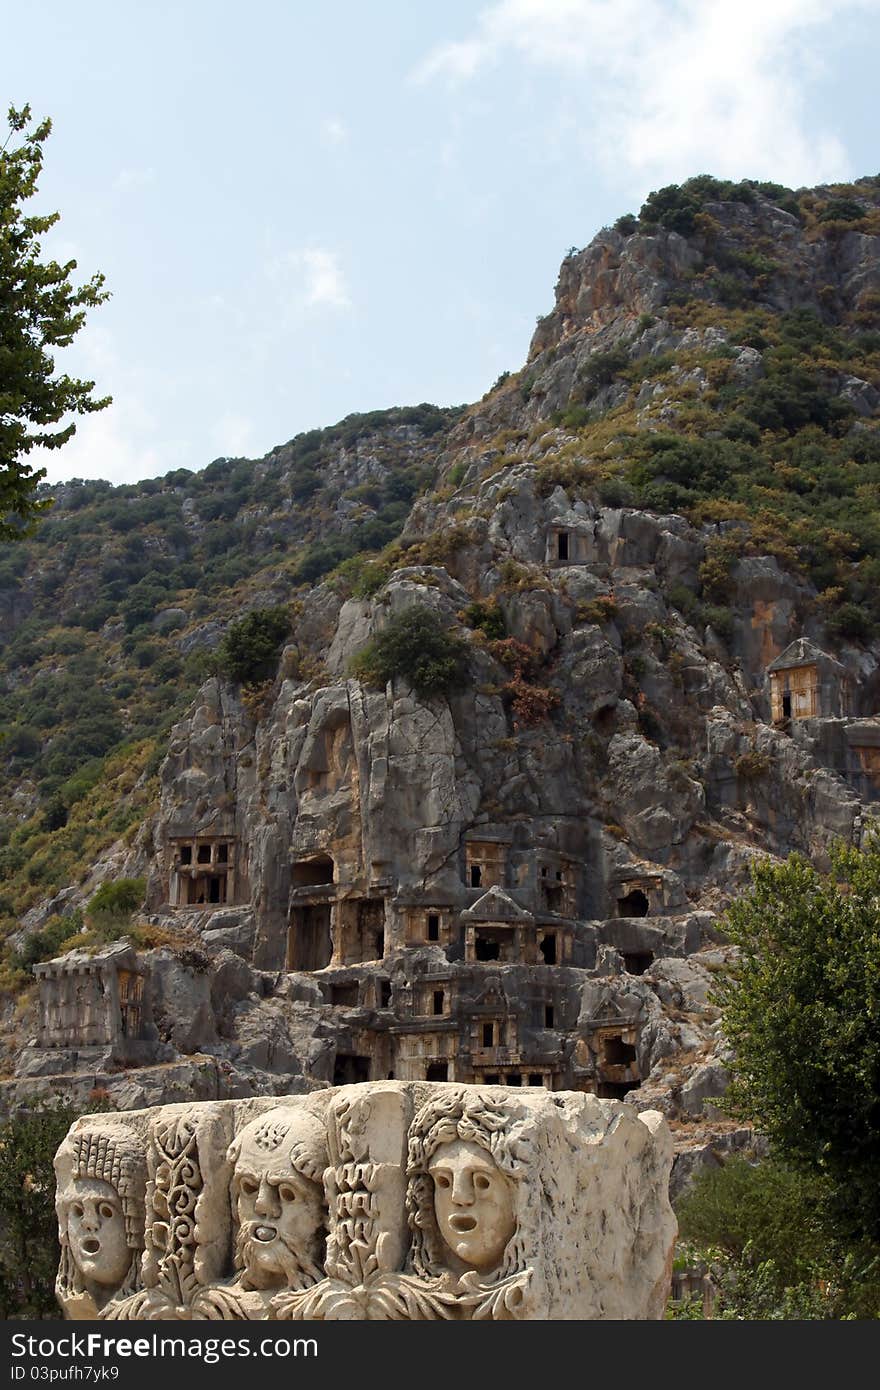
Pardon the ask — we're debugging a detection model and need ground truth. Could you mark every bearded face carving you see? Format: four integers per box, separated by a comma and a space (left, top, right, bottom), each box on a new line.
228, 1110, 327, 1292
52, 1087, 677, 1321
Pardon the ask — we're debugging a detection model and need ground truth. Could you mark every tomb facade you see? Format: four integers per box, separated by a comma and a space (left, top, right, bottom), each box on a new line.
614, 873, 664, 917
768, 639, 851, 723
384, 968, 566, 1088
464, 838, 508, 891
403, 904, 455, 946
462, 888, 536, 964
34, 943, 156, 1065
169, 836, 239, 908
590, 1023, 643, 1099
844, 722, 880, 800
545, 525, 591, 565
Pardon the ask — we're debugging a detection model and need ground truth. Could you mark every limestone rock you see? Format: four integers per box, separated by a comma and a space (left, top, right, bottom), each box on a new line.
606, 734, 705, 854
679, 1061, 730, 1118
147, 948, 217, 1055
670, 1128, 770, 1203
647, 957, 715, 1012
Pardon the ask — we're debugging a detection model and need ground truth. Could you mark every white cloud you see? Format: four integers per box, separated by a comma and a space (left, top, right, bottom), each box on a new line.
268, 247, 352, 311
300, 248, 351, 308
41, 404, 167, 486
29, 324, 180, 485
414, 0, 873, 189
321, 117, 348, 145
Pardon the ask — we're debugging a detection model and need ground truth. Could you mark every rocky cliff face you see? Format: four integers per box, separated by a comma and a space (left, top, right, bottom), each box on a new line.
6, 175, 880, 1190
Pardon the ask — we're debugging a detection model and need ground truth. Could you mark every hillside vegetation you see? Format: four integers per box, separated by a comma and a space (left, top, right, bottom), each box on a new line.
476, 175, 880, 637
0, 404, 460, 963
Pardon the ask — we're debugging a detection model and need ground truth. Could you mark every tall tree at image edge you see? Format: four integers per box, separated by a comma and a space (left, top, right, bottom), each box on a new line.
0, 104, 111, 538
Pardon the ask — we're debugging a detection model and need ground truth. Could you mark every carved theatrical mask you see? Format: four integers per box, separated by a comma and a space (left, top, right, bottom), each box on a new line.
228, 1110, 327, 1292
64, 1179, 131, 1291
405, 1091, 532, 1305
55, 1127, 146, 1316
428, 1138, 516, 1272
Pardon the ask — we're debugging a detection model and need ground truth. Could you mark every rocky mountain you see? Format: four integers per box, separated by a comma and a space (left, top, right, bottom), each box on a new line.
3, 173, 880, 1191
0, 404, 460, 943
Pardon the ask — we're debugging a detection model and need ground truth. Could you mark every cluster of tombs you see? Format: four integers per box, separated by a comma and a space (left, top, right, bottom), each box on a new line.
34, 825, 694, 1099
32, 939, 646, 1099
32, 636, 880, 1097
315, 959, 643, 1098
159, 830, 676, 973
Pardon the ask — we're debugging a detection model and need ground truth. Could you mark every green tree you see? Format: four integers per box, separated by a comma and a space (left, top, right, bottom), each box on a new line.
718, 838, 880, 1236
1, 104, 110, 538
349, 607, 470, 698
677, 1157, 829, 1284
0, 1100, 81, 1316
216, 607, 290, 684
672, 1157, 880, 1319
87, 877, 145, 923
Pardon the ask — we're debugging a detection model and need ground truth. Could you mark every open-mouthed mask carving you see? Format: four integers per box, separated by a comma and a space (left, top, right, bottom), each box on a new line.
428, 1138, 516, 1272
229, 1110, 327, 1292
64, 1177, 132, 1290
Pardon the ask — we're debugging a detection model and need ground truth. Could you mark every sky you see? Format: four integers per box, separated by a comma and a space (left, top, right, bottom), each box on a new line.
3, 0, 879, 486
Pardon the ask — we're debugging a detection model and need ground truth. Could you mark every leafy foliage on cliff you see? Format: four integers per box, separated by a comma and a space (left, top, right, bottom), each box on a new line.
350, 608, 470, 697
215, 607, 290, 684
0, 745, 159, 985
484, 637, 561, 726
613, 171, 880, 241
523, 178, 880, 635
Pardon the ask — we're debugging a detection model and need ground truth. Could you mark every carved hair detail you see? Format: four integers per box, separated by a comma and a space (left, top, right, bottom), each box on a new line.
69, 1129, 147, 1248
52, 1088, 675, 1321
226, 1108, 327, 1186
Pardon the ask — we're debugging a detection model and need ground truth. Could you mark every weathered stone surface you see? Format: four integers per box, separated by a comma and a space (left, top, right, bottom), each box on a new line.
146, 949, 217, 1055
669, 1128, 770, 1203
679, 1061, 730, 1118
0, 1058, 225, 1119
177, 621, 224, 655
54, 1085, 675, 1320
648, 957, 715, 1012
606, 734, 705, 854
